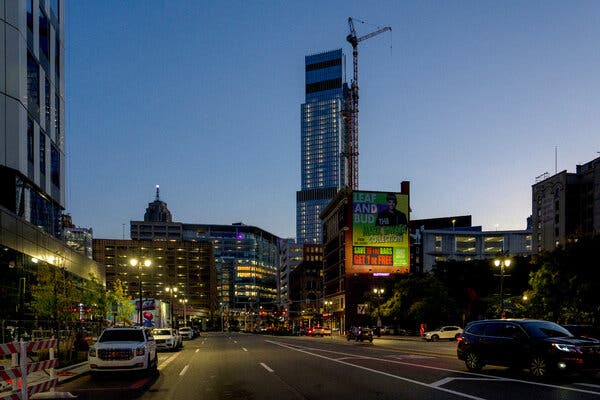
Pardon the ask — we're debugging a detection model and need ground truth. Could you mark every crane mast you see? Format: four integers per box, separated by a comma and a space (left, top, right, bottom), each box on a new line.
344, 17, 391, 190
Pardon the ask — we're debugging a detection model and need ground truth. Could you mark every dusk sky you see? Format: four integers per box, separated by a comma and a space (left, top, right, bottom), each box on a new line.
66, 1, 600, 240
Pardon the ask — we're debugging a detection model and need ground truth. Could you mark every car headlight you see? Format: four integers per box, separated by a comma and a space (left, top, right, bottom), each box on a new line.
88, 347, 96, 357
135, 347, 146, 356
552, 343, 582, 353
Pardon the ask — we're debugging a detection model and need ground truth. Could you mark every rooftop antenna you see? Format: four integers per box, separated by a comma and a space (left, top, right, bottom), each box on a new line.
555, 146, 557, 174
155, 184, 160, 201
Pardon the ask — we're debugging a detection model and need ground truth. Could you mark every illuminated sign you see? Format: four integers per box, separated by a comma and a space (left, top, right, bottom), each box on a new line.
350, 191, 409, 274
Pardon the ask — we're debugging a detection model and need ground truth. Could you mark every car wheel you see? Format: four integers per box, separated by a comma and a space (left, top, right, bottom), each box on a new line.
431, 334, 439, 342
465, 351, 483, 372
152, 353, 158, 371
530, 355, 549, 378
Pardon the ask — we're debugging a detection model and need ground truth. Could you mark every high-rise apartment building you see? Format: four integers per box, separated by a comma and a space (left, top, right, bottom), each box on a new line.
296, 49, 347, 244
1, 1, 65, 237
532, 156, 600, 251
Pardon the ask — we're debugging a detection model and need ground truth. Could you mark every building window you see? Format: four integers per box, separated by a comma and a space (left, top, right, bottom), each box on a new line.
27, 0, 34, 33
55, 37, 60, 79
27, 118, 34, 163
39, 133, 46, 177
434, 236, 442, 252
27, 52, 39, 117
51, 0, 59, 21
39, 7, 50, 63
483, 236, 503, 253
456, 236, 476, 253
45, 78, 51, 131
51, 144, 60, 187
55, 94, 60, 141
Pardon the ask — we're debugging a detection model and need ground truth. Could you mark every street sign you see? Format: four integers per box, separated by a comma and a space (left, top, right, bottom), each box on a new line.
357, 304, 367, 314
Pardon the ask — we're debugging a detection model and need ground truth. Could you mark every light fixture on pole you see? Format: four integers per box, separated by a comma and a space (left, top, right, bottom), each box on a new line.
494, 258, 511, 318
179, 298, 188, 326
129, 258, 151, 326
373, 288, 384, 335
165, 286, 178, 327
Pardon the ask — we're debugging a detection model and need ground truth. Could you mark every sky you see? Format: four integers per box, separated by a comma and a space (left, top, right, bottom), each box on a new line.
65, 1, 600, 240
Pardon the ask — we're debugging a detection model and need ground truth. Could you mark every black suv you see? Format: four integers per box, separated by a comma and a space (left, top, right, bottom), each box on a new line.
457, 319, 600, 378
347, 326, 373, 342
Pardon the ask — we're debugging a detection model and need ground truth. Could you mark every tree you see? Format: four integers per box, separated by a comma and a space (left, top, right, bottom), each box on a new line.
527, 235, 600, 325
107, 279, 135, 326
30, 263, 77, 359
80, 274, 109, 323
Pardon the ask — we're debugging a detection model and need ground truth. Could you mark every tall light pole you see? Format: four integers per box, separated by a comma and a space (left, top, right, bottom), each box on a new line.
494, 258, 511, 318
179, 298, 188, 326
129, 258, 151, 326
373, 288, 384, 336
165, 286, 178, 328
324, 300, 333, 334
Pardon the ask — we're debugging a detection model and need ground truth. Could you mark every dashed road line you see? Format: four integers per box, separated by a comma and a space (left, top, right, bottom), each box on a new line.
242, 347, 248, 352
260, 362, 274, 373
179, 365, 189, 376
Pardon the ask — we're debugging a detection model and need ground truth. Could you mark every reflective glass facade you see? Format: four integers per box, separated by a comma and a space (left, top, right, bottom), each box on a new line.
296, 49, 347, 244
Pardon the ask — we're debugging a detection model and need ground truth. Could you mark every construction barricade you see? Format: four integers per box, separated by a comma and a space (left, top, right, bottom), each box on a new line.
0, 338, 58, 400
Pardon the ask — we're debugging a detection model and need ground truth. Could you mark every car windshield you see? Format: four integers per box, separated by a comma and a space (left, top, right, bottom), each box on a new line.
99, 329, 144, 342
153, 329, 172, 335
522, 321, 573, 339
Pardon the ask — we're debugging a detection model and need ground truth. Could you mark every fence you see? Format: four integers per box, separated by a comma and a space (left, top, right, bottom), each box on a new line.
0, 338, 58, 400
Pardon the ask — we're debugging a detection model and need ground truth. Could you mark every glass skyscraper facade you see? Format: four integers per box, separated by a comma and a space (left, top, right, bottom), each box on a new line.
296, 49, 347, 244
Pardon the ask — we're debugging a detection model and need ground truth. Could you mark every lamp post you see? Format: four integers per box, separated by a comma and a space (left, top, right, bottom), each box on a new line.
165, 286, 178, 328
324, 300, 333, 334
179, 298, 188, 326
129, 258, 152, 326
373, 288, 384, 336
494, 258, 511, 318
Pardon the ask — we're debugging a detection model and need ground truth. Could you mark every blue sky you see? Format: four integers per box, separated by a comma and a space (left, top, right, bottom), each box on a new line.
66, 1, 600, 239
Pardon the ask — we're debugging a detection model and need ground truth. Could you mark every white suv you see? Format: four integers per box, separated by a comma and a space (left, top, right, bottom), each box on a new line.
178, 327, 193, 340
88, 327, 157, 375
153, 328, 182, 350
422, 326, 463, 342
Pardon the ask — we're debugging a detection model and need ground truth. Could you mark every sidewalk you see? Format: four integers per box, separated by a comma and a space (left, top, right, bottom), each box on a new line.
56, 361, 89, 384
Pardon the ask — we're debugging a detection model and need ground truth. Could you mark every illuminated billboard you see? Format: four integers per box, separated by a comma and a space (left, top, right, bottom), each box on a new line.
350, 191, 409, 274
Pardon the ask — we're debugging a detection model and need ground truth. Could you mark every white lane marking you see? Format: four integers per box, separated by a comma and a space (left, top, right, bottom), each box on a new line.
266, 340, 600, 399
195, 348, 199, 353
234, 340, 238, 344
179, 365, 189, 376
575, 383, 600, 389
260, 362, 274, 373
242, 347, 248, 352
159, 352, 180, 370
430, 377, 502, 388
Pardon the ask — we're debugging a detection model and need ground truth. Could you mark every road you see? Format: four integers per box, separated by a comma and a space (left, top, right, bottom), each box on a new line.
57, 332, 600, 399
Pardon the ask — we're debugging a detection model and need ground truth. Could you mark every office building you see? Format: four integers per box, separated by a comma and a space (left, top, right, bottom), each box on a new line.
129, 191, 280, 319
1, 1, 65, 237
531, 156, 600, 251
0, 2, 105, 321
92, 238, 216, 327
277, 239, 302, 311
296, 49, 348, 244
421, 228, 532, 272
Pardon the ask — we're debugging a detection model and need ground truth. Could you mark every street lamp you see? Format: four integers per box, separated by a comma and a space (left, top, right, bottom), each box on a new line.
324, 300, 333, 334
494, 258, 511, 318
373, 288, 384, 335
165, 286, 178, 328
129, 258, 151, 326
179, 298, 188, 326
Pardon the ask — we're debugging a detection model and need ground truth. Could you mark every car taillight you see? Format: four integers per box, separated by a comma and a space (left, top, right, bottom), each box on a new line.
456, 336, 464, 344
136, 347, 146, 356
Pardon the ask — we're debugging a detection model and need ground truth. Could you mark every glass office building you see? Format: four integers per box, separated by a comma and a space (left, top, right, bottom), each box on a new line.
296, 49, 348, 244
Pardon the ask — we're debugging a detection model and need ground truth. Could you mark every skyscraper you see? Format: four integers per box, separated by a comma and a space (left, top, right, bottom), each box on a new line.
1, 1, 65, 237
296, 49, 347, 244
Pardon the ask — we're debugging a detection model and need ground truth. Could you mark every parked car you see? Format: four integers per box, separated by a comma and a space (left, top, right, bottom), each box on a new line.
423, 326, 463, 341
308, 326, 331, 337
88, 327, 157, 375
347, 326, 373, 342
153, 328, 182, 351
457, 319, 600, 378
178, 327, 194, 340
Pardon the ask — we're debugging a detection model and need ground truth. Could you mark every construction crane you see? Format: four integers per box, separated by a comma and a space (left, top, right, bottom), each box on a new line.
344, 17, 391, 190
